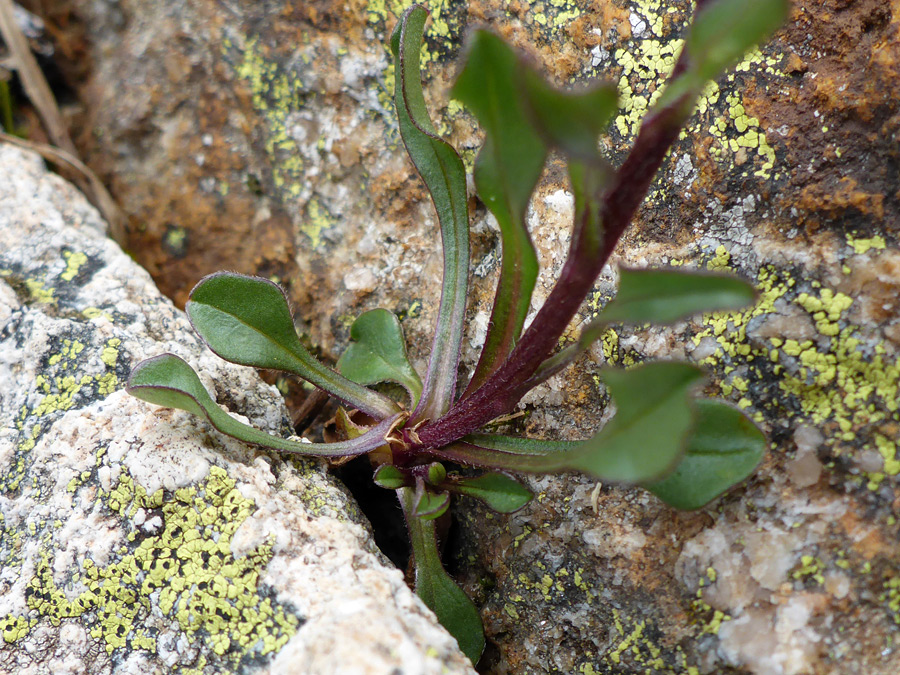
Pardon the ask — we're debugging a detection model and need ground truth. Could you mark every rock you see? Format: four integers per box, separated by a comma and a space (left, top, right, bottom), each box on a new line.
35, 0, 900, 672
0, 143, 472, 674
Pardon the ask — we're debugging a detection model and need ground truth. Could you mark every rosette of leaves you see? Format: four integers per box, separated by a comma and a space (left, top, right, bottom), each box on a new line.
128, 0, 787, 664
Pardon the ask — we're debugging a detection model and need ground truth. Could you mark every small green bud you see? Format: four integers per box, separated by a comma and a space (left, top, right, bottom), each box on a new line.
426, 462, 447, 486
415, 489, 450, 519
373, 465, 407, 489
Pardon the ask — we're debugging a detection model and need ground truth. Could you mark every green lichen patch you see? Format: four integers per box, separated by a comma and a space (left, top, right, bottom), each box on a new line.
792, 554, 826, 586
612, 4, 686, 139
367, 0, 466, 64
6, 249, 103, 301
690, 566, 731, 636
457, 502, 700, 674
224, 35, 308, 209
0, 615, 36, 644
162, 225, 190, 259
601, 607, 699, 673
6, 466, 301, 671
224, 1, 470, 234
882, 577, 900, 624
1, 253, 114, 323
685, 259, 899, 491
302, 198, 335, 250
1, 268, 57, 307
846, 231, 888, 256
0, 512, 25, 573
3, 330, 126, 494
60, 250, 89, 282
608, 0, 785, 208
276, 462, 366, 523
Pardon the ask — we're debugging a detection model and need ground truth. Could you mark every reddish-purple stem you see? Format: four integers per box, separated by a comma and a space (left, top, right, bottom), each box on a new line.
412, 39, 699, 451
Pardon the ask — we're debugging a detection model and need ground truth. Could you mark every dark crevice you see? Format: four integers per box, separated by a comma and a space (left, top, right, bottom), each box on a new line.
332, 456, 411, 571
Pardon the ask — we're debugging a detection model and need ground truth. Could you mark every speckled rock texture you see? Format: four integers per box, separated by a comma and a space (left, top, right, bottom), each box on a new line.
0, 143, 474, 674
36, 0, 900, 672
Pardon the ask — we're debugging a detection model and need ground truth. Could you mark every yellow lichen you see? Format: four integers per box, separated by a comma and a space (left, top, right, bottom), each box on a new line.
101, 338, 122, 368
706, 245, 731, 272
608, 610, 645, 664
611, 0, 782, 182
602, 607, 669, 670
302, 198, 334, 249
60, 251, 88, 282
875, 434, 900, 476
24, 279, 56, 305
601, 328, 621, 364
691, 567, 731, 636
883, 577, 900, 623
792, 555, 825, 585
1, 615, 36, 644
82, 307, 113, 321
4, 467, 300, 664
688, 256, 899, 489
846, 232, 887, 255
230, 37, 307, 215
4, 329, 123, 497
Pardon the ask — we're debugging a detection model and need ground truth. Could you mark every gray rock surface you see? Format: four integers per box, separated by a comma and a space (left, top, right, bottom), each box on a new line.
32, 0, 900, 672
0, 143, 474, 674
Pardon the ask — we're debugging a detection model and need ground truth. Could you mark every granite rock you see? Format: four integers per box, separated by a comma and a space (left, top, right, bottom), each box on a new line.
36, 0, 900, 672
0, 143, 473, 674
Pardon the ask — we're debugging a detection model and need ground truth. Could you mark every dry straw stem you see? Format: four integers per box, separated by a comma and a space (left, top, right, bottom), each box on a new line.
0, 0, 125, 245
0, 130, 125, 242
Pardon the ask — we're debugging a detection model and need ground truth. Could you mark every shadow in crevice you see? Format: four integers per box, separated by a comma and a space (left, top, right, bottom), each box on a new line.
333, 456, 411, 572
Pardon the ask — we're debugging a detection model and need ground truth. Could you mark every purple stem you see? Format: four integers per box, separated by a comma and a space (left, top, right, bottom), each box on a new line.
412, 31, 701, 451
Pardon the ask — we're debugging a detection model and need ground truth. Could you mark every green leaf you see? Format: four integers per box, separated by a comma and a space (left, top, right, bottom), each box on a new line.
457, 434, 579, 462
532, 268, 756, 386
567, 159, 609, 258
689, 0, 789, 83
452, 31, 544, 394
414, 487, 450, 520
374, 465, 407, 489
451, 472, 533, 513
391, 6, 470, 421
401, 487, 485, 664
436, 362, 705, 483
655, 0, 788, 111
575, 363, 705, 481
186, 273, 399, 419
126, 354, 405, 457
425, 462, 447, 485
602, 268, 757, 324
644, 399, 765, 510
520, 69, 618, 164
337, 309, 423, 407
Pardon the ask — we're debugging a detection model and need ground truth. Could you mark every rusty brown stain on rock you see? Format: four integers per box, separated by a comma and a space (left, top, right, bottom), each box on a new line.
746, 0, 899, 239
797, 176, 886, 224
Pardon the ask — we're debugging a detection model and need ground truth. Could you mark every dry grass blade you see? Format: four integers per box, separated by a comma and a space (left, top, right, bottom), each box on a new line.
0, 0, 125, 245
0, 0, 73, 153
0, 130, 125, 243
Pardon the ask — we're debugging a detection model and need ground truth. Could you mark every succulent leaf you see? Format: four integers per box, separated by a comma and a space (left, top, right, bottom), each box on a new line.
127, 354, 404, 457
338, 308, 423, 407
644, 399, 766, 509
391, 5, 469, 421
437, 363, 706, 484
401, 487, 485, 664
187, 272, 399, 419
450, 472, 533, 513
